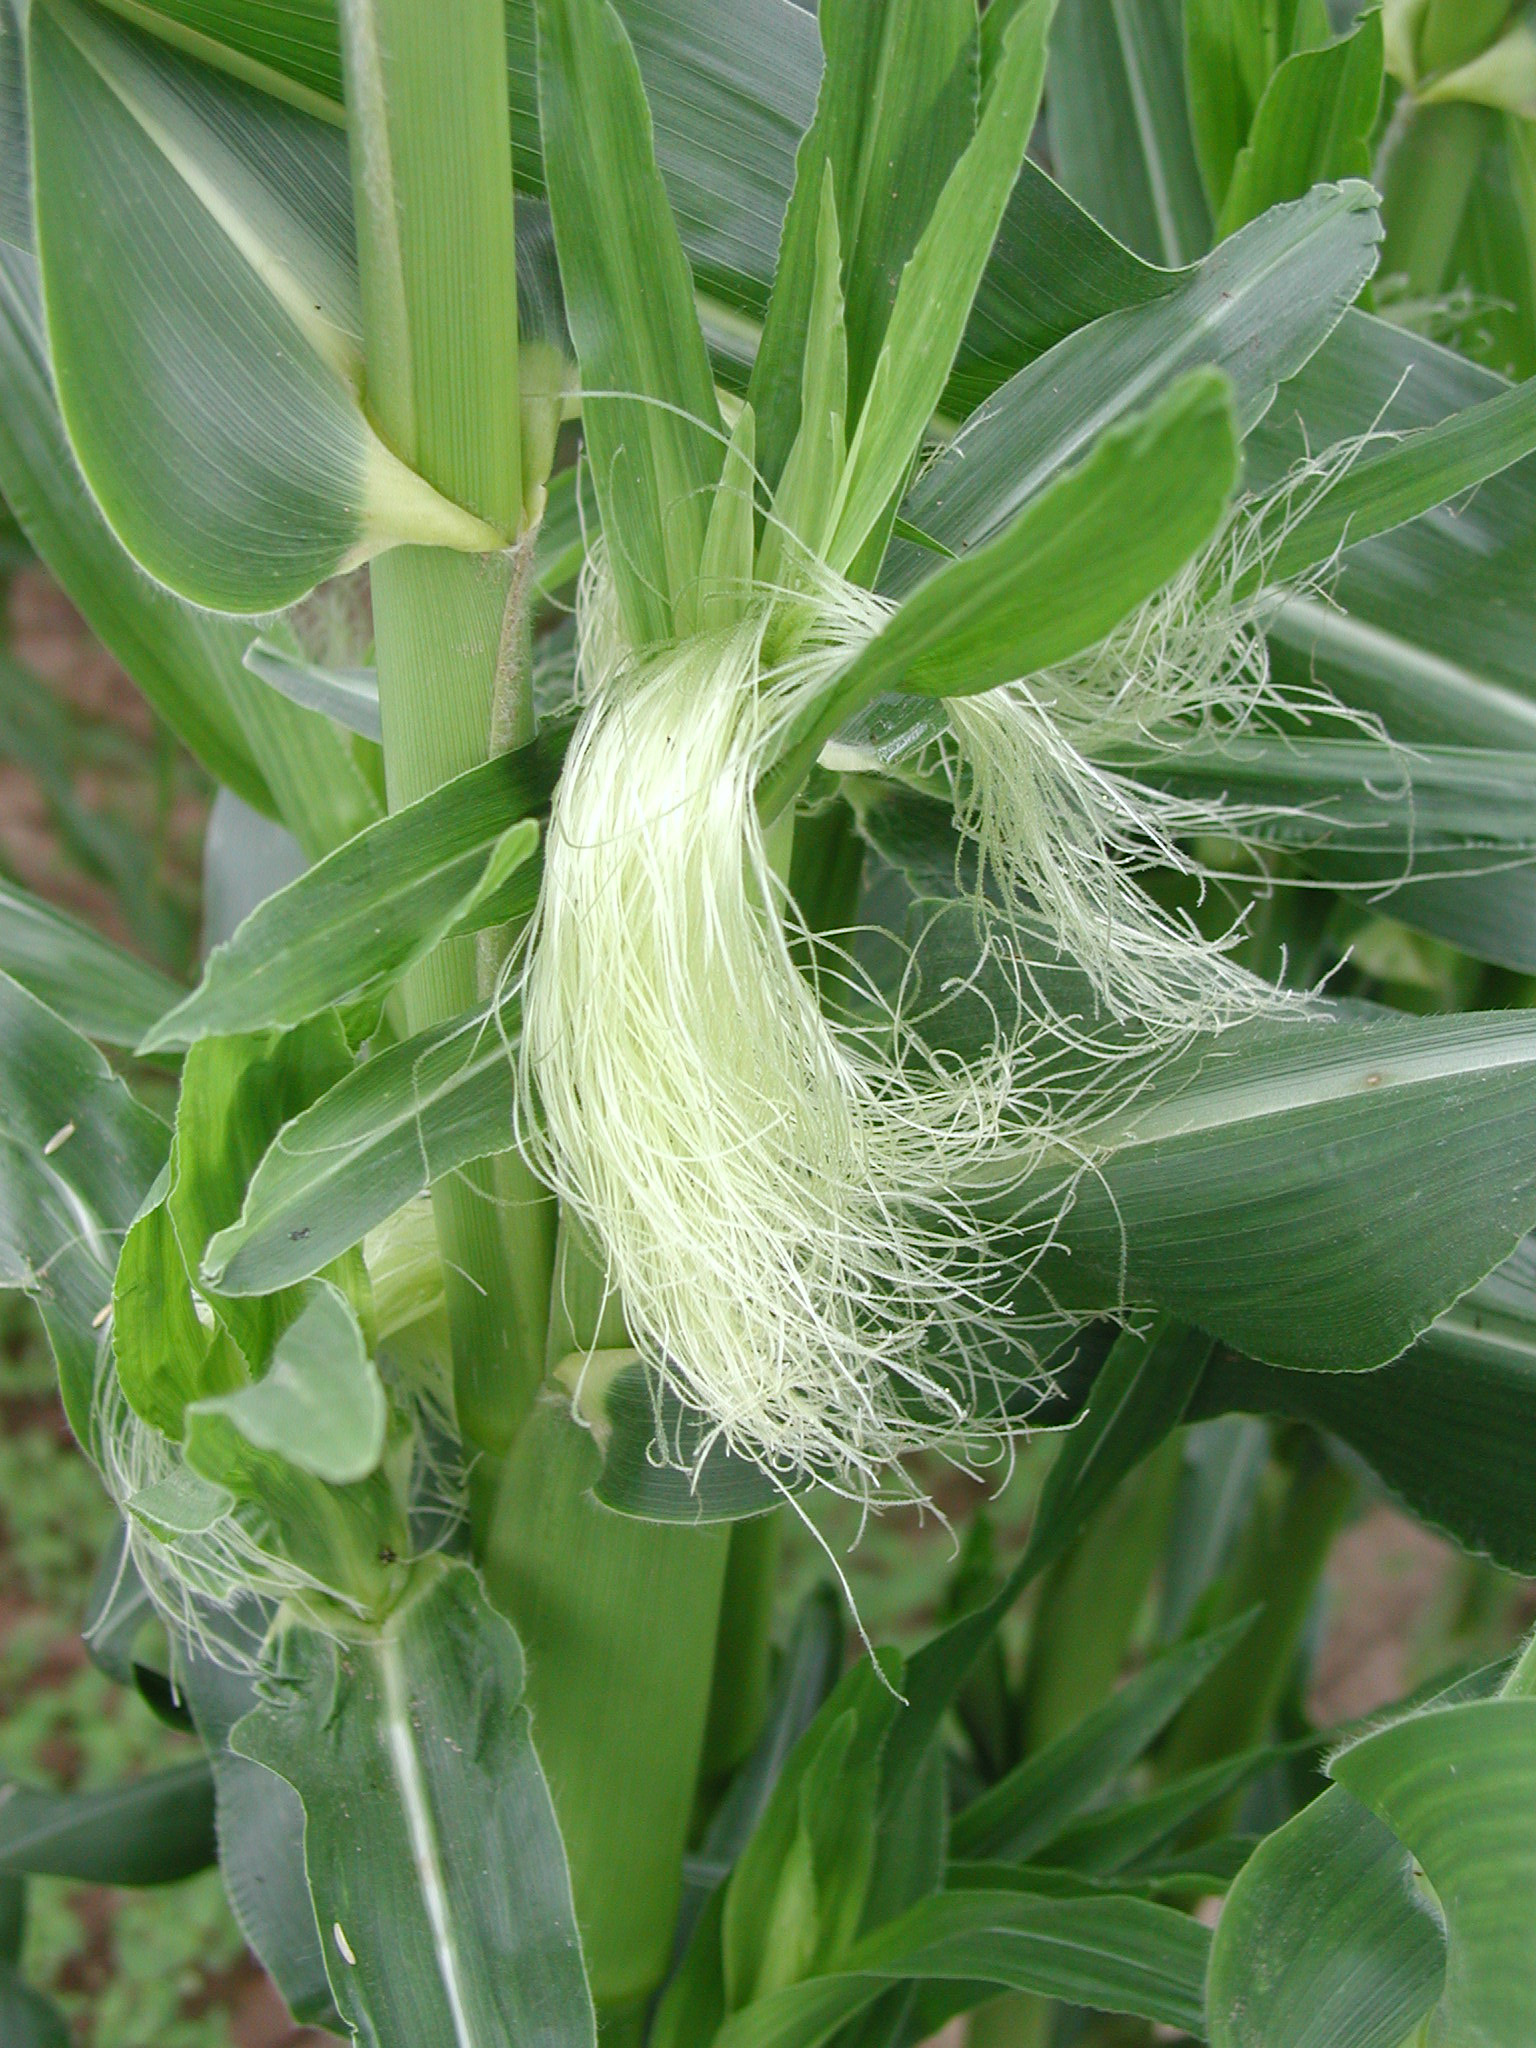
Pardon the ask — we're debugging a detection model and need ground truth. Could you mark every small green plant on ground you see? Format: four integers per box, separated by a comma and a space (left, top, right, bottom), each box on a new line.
1, 1, 1536, 2045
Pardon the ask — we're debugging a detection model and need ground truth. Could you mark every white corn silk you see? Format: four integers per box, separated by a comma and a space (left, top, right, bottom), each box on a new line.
522, 562, 1054, 1495
524, 455, 1366, 1493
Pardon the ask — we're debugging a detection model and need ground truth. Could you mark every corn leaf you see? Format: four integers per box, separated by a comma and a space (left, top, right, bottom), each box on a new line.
89, 0, 342, 111
202, 1005, 519, 1296
234, 1559, 595, 2048
0, 970, 167, 1441
746, 0, 977, 493
950, 1613, 1256, 1863
100, 0, 1183, 424
1264, 366, 1536, 587
1045, 1744, 1295, 1878
722, 1653, 904, 2011
1123, 734, 1536, 862
1330, 1698, 1536, 2046
593, 1363, 788, 1523
0, 244, 279, 813
1193, 1238, 1536, 1572
144, 740, 562, 1049
1047, 0, 1212, 266
536, 0, 722, 648
882, 1320, 1213, 1810
0, 878, 182, 1049
112, 1019, 354, 1456
1207, 1783, 1446, 2048
993, 1008, 1536, 1372
186, 1282, 385, 1487
178, 1646, 336, 2028
826, 1, 1052, 574
28, 0, 498, 616
762, 368, 1238, 812
1251, 311, 1536, 749
711, 1889, 1210, 2048
0, 1762, 215, 1885
1217, 11, 1384, 237
0, 241, 381, 855
889, 181, 1381, 592
243, 640, 382, 744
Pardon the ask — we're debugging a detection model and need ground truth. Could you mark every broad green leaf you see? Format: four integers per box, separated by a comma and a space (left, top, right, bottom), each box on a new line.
144, 738, 561, 1049
873, 368, 1235, 694
1262, 370, 1536, 588
762, 369, 1238, 812
90, 0, 343, 111
181, 1392, 404, 1611
746, 0, 976, 494
0, 877, 181, 1048
946, 164, 1184, 419
536, 0, 722, 648
659, 1597, 845, 2048
1047, 0, 1212, 266
127, 1463, 233, 1538
989, 1008, 1536, 1372
889, 182, 1381, 594
1046, 1743, 1293, 1877
688, 1588, 844, 1896
178, 1644, 336, 2028
0, 243, 272, 811
1122, 737, 1536, 958
1192, 1237, 1536, 1572
187, 1282, 385, 1486
1333, 1699, 1536, 2046
1184, 0, 1269, 216
1251, 312, 1536, 751
100, 0, 1178, 422
1419, 18, 1536, 118
1217, 12, 1384, 237
243, 638, 382, 744
113, 1187, 243, 1441
0, 1761, 215, 1884
1414, 0, 1522, 81
82, 1522, 155, 1687
1207, 1783, 1446, 2048
201, 619, 383, 856
826, 2, 1051, 576
29, 0, 498, 616
0, 970, 167, 1439
951, 1613, 1255, 1863
235, 1559, 596, 2048
202, 1005, 518, 1295
114, 1017, 354, 1432
0, 244, 381, 851
1374, 866, 1536, 976
592, 1362, 788, 1523
881, 1319, 1212, 1810
1123, 734, 1536, 872
712, 1888, 1210, 2048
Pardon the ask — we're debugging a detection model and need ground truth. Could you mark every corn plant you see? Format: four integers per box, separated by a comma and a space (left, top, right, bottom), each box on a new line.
1, 0, 1536, 2042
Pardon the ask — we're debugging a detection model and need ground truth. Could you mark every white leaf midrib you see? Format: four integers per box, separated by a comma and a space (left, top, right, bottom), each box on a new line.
379, 1629, 478, 2048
